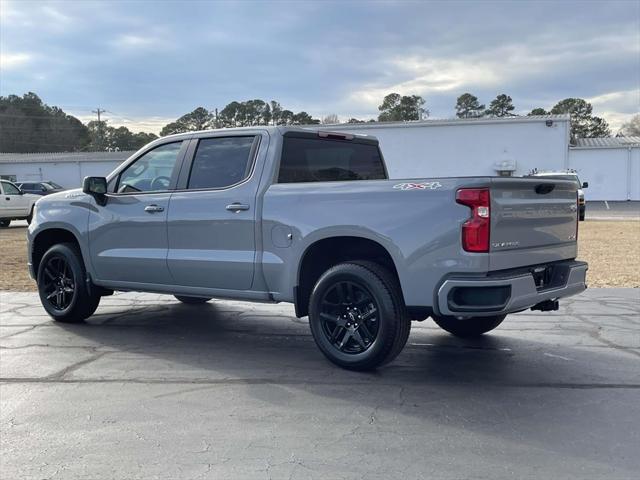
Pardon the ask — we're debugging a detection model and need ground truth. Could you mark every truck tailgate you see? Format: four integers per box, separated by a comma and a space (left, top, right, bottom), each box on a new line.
489, 177, 578, 270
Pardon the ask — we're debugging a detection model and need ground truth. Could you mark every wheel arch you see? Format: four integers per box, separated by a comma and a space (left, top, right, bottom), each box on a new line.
31, 227, 87, 279
294, 235, 403, 318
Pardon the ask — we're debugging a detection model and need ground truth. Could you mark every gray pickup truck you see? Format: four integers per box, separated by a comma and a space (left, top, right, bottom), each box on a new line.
27, 127, 587, 370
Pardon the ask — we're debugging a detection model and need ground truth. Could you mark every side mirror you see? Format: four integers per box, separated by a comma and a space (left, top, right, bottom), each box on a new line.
18, 189, 24, 195
82, 176, 108, 205
582, 182, 589, 188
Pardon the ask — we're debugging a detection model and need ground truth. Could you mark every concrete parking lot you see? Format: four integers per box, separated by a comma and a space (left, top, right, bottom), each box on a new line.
1, 289, 639, 479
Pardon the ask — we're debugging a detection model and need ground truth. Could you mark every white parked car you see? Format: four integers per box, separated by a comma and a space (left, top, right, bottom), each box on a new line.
0, 179, 39, 227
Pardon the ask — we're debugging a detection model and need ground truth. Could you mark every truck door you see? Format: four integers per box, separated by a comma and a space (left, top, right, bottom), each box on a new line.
167, 133, 265, 290
88, 141, 188, 285
0, 180, 28, 217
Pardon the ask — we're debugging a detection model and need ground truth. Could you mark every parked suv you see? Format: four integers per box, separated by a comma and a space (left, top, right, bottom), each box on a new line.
17, 181, 65, 196
27, 127, 587, 370
0, 179, 39, 227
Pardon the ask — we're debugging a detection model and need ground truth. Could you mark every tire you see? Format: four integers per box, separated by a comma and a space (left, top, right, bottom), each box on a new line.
0, 219, 10, 228
174, 295, 212, 304
26, 206, 34, 224
579, 205, 586, 221
37, 243, 101, 323
432, 314, 506, 338
308, 261, 410, 371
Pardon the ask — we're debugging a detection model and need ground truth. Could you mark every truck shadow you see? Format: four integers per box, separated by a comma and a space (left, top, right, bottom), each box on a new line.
58, 296, 640, 472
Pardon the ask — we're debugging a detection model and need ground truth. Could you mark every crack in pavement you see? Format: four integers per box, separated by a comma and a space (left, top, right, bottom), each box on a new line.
1, 377, 639, 389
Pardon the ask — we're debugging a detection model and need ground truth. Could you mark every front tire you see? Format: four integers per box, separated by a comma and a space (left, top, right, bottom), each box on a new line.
174, 295, 212, 304
0, 219, 10, 228
37, 243, 100, 323
432, 314, 506, 337
26, 206, 34, 224
308, 261, 410, 371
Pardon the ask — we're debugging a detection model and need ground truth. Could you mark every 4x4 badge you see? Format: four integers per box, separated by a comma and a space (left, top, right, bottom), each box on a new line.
393, 182, 442, 191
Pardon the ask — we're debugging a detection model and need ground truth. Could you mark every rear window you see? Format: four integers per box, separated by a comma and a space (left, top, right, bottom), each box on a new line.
278, 137, 386, 183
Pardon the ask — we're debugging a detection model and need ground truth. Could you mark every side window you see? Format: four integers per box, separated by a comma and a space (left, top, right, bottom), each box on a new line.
187, 136, 256, 190
2, 181, 21, 195
117, 142, 183, 193
278, 137, 386, 183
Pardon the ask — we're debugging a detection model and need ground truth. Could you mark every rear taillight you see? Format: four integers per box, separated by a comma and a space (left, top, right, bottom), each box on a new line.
456, 188, 490, 253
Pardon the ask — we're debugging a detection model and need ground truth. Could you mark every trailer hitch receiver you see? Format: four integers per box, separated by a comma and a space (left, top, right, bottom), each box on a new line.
531, 299, 559, 312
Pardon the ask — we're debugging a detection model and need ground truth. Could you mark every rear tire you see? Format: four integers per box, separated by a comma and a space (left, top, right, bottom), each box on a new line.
432, 314, 506, 337
579, 205, 586, 221
174, 295, 212, 304
37, 243, 101, 323
0, 219, 10, 228
308, 261, 410, 371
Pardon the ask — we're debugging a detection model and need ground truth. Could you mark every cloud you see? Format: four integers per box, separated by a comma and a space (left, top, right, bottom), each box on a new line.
588, 89, 640, 115
0, 52, 31, 70
0, 0, 637, 131
72, 113, 175, 135
586, 89, 640, 132
41, 5, 73, 24
112, 34, 158, 49
346, 28, 639, 115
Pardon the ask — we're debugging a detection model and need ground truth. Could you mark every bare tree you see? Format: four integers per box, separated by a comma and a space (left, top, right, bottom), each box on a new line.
322, 114, 340, 125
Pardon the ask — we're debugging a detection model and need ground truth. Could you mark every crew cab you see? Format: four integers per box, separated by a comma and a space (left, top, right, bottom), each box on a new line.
0, 179, 39, 227
27, 127, 587, 370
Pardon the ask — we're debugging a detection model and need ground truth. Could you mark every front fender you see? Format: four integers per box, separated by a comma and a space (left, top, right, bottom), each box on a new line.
28, 193, 95, 277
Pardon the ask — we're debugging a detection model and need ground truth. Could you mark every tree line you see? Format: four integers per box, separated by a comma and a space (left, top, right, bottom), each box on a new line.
159, 101, 320, 136
0, 93, 158, 153
452, 92, 612, 139
1, 91, 630, 153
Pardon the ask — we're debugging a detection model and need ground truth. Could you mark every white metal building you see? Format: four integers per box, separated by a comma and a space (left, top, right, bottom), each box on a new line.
0, 151, 133, 189
568, 137, 640, 201
332, 114, 572, 179
0, 116, 638, 200
330, 115, 639, 201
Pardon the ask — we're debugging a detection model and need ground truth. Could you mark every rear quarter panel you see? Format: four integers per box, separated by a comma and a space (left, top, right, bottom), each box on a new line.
261, 177, 492, 306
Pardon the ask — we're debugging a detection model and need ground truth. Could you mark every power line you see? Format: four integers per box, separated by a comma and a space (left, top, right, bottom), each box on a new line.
92, 107, 106, 123
91, 107, 107, 148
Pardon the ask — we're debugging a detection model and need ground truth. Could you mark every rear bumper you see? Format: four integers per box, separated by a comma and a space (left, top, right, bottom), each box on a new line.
436, 260, 587, 317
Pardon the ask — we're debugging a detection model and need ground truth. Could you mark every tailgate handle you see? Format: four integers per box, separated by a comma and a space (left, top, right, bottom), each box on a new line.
535, 183, 555, 195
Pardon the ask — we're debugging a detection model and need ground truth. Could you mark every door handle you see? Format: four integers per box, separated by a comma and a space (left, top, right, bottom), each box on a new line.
5, 197, 9, 201
144, 205, 164, 213
226, 203, 250, 212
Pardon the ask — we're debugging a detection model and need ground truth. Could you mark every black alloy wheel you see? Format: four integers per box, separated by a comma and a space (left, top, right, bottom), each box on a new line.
42, 254, 76, 311
318, 280, 380, 354
308, 261, 411, 371
37, 243, 101, 323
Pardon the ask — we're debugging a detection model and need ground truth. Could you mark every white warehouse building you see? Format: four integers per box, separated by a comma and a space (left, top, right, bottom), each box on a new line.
332, 115, 639, 201
0, 115, 638, 200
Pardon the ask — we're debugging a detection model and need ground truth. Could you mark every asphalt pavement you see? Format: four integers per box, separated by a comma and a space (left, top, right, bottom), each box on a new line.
586, 201, 640, 220
1, 289, 639, 479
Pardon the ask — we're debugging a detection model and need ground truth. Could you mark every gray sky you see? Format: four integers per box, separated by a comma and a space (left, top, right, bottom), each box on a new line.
1, 0, 638, 133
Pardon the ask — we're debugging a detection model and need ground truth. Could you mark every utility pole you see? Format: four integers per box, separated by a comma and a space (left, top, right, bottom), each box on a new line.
92, 108, 106, 150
